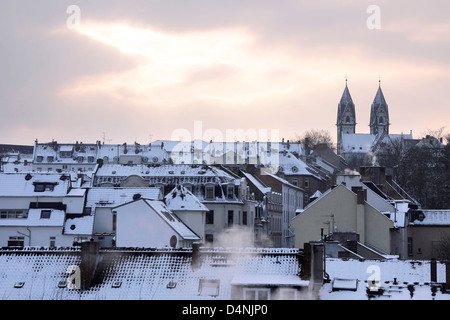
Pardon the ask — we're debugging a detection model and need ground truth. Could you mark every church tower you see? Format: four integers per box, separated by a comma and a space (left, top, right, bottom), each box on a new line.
369, 81, 390, 135
336, 80, 356, 154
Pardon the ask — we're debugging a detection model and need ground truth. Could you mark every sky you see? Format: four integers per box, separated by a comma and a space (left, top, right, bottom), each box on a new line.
1, 0, 449, 145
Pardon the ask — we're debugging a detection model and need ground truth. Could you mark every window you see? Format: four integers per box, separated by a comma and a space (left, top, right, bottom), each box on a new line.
279, 288, 298, 300
112, 213, 117, 232
40, 210, 51, 219
228, 210, 234, 226
407, 237, 413, 256
0, 210, 27, 219
205, 234, 214, 244
243, 288, 270, 300
206, 210, 214, 224
47, 156, 54, 162
243, 211, 248, 226
227, 185, 235, 200
291, 178, 298, 186
304, 178, 310, 188
8, 236, 24, 247
205, 185, 215, 200
49, 236, 56, 247
36, 156, 43, 163
33, 183, 56, 192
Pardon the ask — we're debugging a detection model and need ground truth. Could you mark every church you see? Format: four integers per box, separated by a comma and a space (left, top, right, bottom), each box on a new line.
336, 80, 412, 168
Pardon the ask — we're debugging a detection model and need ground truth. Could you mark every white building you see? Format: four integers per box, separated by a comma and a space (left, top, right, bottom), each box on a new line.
113, 198, 201, 248
84, 187, 162, 247
0, 173, 87, 247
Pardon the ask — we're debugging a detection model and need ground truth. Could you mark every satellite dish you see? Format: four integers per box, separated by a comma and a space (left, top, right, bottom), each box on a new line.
170, 235, 177, 248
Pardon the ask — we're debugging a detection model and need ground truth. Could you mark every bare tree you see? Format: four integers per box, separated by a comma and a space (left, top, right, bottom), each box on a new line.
293, 129, 336, 151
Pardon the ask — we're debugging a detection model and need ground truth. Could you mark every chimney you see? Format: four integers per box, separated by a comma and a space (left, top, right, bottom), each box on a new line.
353, 187, 367, 205
430, 259, 437, 283
446, 261, 450, 291
80, 240, 99, 290
191, 242, 201, 269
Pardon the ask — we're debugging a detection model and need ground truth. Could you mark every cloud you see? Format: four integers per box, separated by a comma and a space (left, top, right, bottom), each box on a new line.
1, 0, 449, 144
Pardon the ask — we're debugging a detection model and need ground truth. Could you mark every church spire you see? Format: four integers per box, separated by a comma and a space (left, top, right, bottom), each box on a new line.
370, 82, 389, 135
337, 80, 356, 154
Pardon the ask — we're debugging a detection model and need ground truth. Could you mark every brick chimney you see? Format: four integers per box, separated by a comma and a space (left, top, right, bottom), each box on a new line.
80, 240, 99, 290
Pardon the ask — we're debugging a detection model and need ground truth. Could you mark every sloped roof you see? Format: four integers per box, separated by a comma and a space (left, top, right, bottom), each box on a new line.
0, 247, 302, 300
95, 164, 235, 180
64, 215, 95, 235
409, 210, 450, 226
278, 151, 320, 177
320, 258, 450, 300
0, 173, 70, 197
164, 185, 209, 212
85, 187, 162, 209
342, 134, 376, 153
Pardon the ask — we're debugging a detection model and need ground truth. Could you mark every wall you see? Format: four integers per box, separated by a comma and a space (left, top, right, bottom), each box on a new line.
407, 225, 450, 259
291, 185, 394, 253
173, 210, 205, 242
114, 200, 182, 248
0, 226, 74, 247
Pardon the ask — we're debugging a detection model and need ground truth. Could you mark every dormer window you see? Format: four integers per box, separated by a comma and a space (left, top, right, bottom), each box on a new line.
59, 146, 74, 158
36, 156, 43, 163
205, 185, 215, 200
226, 185, 235, 200
33, 182, 56, 192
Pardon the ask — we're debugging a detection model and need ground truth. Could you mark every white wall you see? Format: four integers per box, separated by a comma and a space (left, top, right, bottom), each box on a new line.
0, 226, 74, 247
114, 200, 182, 248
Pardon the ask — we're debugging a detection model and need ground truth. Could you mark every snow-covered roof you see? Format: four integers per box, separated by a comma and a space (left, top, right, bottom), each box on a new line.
0, 173, 70, 197
164, 185, 209, 212
143, 199, 200, 240
278, 151, 321, 178
240, 171, 271, 194
342, 133, 376, 153
320, 258, 450, 300
34, 142, 98, 164
267, 173, 304, 191
410, 210, 450, 226
85, 187, 162, 210
0, 247, 302, 300
63, 215, 94, 235
230, 274, 308, 287
0, 209, 65, 227
95, 164, 235, 179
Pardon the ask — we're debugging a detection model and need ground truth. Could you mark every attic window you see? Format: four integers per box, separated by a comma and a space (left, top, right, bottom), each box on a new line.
14, 282, 25, 288
34, 182, 56, 192
205, 185, 215, 200
198, 279, 220, 297
112, 281, 122, 288
40, 210, 51, 219
167, 281, 177, 289
226, 185, 235, 200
